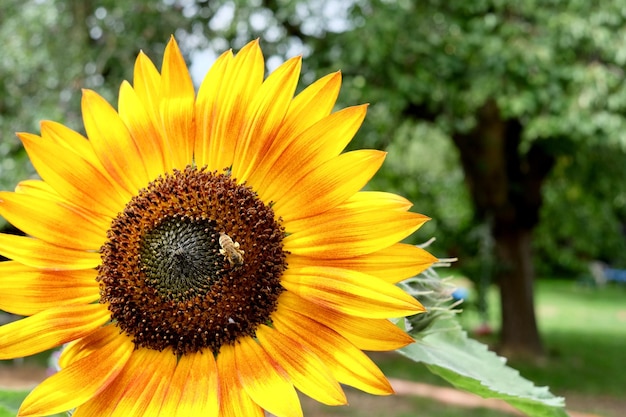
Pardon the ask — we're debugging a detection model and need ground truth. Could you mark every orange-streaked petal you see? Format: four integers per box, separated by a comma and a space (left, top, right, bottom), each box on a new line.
0, 303, 109, 360
0, 233, 100, 270
17, 132, 123, 218
18, 326, 133, 417
272, 150, 386, 222
163, 351, 219, 416
277, 291, 414, 351
204, 40, 264, 171
287, 243, 437, 283
71, 346, 176, 417
118, 80, 167, 180
284, 190, 416, 234
194, 49, 234, 168
57, 325, 130, 373
231, 56, 302, 183
254, 105, 367, 201
256, 324, 346, 406
235, 336, 302, 417
82, 89, 150, 193
0, 261, 98, 316
280, 266, 425, 318
249, 72, 342, 186
160, 36, 196, 170
57, 330, 135, 417
12, 177, 113, 234
107, 348, 177, 417
0, 191, 106, 250
39, 120, 132, 210
275, 71, 342, 147
283, 208, 429, 259
272, 308, 394, 395
217, 344, 265, 417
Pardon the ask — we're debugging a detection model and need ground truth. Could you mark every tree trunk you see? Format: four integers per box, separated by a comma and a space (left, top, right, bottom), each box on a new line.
451, 100, 554, 358
494, 228, 543, 358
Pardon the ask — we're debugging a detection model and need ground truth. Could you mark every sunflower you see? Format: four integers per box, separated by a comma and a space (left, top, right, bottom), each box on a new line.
0, 37, 436, 417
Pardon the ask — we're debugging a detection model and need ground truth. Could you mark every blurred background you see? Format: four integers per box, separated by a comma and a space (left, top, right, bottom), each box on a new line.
1, 1, 625, 416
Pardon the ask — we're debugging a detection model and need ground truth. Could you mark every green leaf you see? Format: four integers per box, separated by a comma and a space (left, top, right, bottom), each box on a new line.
399, 318, 568, 417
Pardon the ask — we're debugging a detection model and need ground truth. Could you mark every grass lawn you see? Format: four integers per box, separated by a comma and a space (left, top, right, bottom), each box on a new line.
454, 278, 626, 397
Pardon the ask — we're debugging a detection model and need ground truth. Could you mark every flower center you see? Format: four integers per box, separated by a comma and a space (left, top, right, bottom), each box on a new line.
97, 167, 287, 355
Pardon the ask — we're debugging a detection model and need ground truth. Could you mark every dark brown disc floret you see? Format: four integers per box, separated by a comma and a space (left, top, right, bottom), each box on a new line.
97, 166, 287, 355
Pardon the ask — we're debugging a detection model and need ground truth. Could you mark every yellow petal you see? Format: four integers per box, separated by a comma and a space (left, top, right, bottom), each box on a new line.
0, 304, 109, 360
14, 179, 57, 197
160, 36, 196, 170
232, 56, 302, 183
348, 190, 414, 211
82, 89, 150, 193
287, 243, 437, 284
0, 191, 106, 250
256, 324, 346, 406
217, 344, 265, 417
204, 40, 265, 171
118, 80, 168, 180
39, 120, 132, 209
13, 177, 112, 231
277, 291, 414, 351
276, 71, 342, 147
273, 150, 386, 222
248, 71, 342, 189
108, 348, 177, 417
162, 351, 219, 416
285, 190, 416, 234
194, 49, 234, 168
18, 325, 133, 417
255, 105, 367, 201
283, 207, 429, 259
57, 325, 130, 374
17, 131, 123, 218
63, 334, 144, 417
235, 336, 302, 417
133, 51, 162, 130
0, 233, 101, 270
280, 266, 425, 318
0, 261, 98, 316
272, 308, 394, 395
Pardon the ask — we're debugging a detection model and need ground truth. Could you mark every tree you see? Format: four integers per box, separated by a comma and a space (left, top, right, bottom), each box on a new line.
0, 0, 192, 200
210, 0, 626, 357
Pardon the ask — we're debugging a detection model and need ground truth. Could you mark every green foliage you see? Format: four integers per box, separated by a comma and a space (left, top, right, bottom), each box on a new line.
534, 147, 626, 275
368, 121, 473, 254
330, 0, 626, 144
0, 0, 192, 208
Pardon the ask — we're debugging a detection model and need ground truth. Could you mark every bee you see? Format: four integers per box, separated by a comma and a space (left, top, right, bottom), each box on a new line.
219, 232, 244, 266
